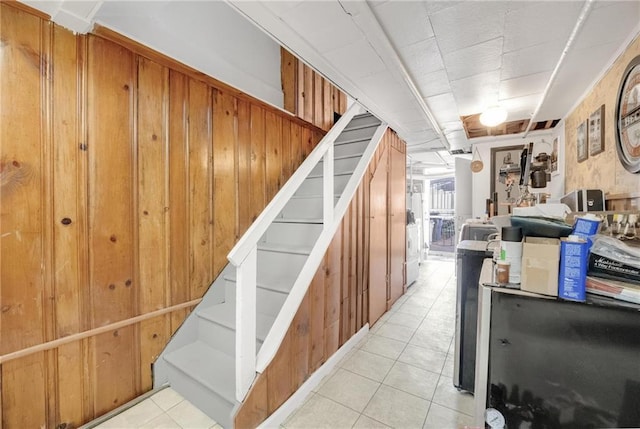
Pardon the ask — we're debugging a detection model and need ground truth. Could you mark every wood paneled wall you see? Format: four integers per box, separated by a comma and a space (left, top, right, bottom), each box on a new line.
235, 129, 407, 428
0, 4, 331, 428
565, 32, 640, 195
281, 48, 348, 131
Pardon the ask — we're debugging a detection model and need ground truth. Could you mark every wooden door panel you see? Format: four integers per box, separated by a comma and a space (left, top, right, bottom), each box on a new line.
368, 150, 388, 326
389, 146, 406, 306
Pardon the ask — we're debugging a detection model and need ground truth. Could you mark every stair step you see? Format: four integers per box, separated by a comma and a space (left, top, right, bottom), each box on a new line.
223, 274, 289, 315
258, 242, 313, 255
346, 114, 381, 130
164, 341, 236, 425
262, 222, 323, 247
334, 139, 369, 157
279, 195, 338, 220
273, 217, 323, 224
310, 154, 361, 176
198, 302, 274, 342
296, 174, 350, 196
335, 125, 378, 144
344, 121, 382, 133
224, 271, 291, 294
307, 170, 353, 180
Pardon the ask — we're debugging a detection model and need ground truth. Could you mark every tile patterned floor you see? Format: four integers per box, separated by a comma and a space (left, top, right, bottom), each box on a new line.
95, 255, 474, 429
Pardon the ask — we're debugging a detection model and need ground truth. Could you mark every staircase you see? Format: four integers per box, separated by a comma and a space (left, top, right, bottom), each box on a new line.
153, 106, 385, 428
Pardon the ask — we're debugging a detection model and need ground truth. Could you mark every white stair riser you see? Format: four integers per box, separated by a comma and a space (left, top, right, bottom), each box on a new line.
262, 222, 323, 247
279, 197, 339, 220
335, 125, 378, 143
257, 250, 308, 285
347, 115, 381, 129
334, 140, 369, 157
310, 155, 360, 176
295, 174, 350, 196
197, 316, 262, 358
163, 363, 234, 429
225, 281, 288, 316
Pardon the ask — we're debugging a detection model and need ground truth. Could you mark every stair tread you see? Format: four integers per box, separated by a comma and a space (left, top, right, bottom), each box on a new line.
334, 136, 372, 146
289, 194, 340, 200
224, 272, 291, 294
344, 122, 382, 132
197, 301, 275, 341
164, 341, 237, 405
307, 170, 353, 180
258, 242, 313, 255
273, 217, 323, 224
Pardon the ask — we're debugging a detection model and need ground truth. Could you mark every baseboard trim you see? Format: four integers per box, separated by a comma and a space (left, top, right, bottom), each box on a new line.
257, 324, 369, 429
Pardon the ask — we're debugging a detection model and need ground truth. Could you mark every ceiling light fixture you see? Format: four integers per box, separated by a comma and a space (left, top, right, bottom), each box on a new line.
479, 106, 508, 127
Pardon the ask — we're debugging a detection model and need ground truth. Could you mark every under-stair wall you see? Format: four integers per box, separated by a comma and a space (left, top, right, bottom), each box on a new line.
0, 4, 346, 428
235, 129, 407, 428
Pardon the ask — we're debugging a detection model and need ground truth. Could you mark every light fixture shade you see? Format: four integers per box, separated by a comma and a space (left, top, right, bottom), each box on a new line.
479, 106, 507, 127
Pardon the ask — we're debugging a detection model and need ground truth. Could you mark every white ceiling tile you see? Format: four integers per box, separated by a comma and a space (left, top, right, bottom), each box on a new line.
399, 38, 444, 76
503, 2, 582, 53
62, 1, 100, 18
443, 37, 503, 81
426, 92, 460, 123
323, 39, 387, 79
281, 1, 349, 35
424, 1, 462, 16
571, 1, 640, 50
430, 1, 508, 54
414, 69, 451, 98
501, 41, 562, 81
372, 1, 433, 48
264, 1, 306, 16
499, 71, 550, 100
451, 71, 501, 116
500, 93, 540, 121
309, 24, 363, 54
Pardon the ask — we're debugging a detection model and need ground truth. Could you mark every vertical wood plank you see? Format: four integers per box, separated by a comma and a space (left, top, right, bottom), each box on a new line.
139, 317, 170, 391
291, 122, 303, 168
56, 342, 84, 428
213, 91, 238, 276
168, 70, 189, 305
296, 57, 305, 120
237, 100, 252, 235
265, 111, 282, 203
281, 120, 292, 184
303, 64, 313, 124
266, 330, 292, 413
349, 203, 358, 337
188, 79, 213, 299
323, 79, 332, 130
1, 354, 47, 428
51, 23, 83, 337
250, 105, 266, 222
290, 293, 310, 389
87, 35, 135, 326
389, 145, 406, 306
281, 47, 297, 114
137, 57, 168, 313
313, 73, 323, 128
92, 328, 137, 415
309, 268, 325, 371
0, 4, 45, 354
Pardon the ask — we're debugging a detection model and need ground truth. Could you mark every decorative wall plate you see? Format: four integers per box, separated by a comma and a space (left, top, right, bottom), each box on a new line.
615, 55, 640, 173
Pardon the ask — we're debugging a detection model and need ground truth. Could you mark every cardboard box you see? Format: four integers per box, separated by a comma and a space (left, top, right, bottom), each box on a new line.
521, 237, 560, 296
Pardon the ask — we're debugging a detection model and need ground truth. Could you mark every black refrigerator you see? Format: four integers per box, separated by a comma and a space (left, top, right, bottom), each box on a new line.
454, 240, 493, 393
484, 290, 640, 428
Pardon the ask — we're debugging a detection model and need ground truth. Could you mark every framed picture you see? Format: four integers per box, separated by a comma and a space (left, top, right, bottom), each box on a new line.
577, 120, 588, 163
490, 145, 524, 216
551, 137, 559, 174
589, 105, 605, 156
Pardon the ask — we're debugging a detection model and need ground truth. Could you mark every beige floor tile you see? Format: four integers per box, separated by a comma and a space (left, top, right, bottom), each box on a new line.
312, 367, 338, 393
361, 334, 407, 360
283, 394, 360, 429
442, 353, 455, 378
396, 302, 430, 317
423, 403, 474, 429
409, 330, 451, 354
398, 344, 447, 374
317, 368, 380, 412
386, 312, 424, 329
369, 319, 385, 334
374, 322, 417, 343
151, 388, 185, 412
341, 349, 395, 382
363, 385, 430, 429
382, 361, 440, 400
432, 376, 474, 416
166, 400, 217, 429
139, 412, 181, 429
353, 414, 391, 429
97, 399, 164, 428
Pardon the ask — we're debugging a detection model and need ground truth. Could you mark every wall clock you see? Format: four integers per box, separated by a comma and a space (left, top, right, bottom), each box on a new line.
615, 55, 640, 173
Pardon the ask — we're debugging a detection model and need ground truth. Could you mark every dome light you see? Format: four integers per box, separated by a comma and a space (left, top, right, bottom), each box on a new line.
479, 106, 508, 127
